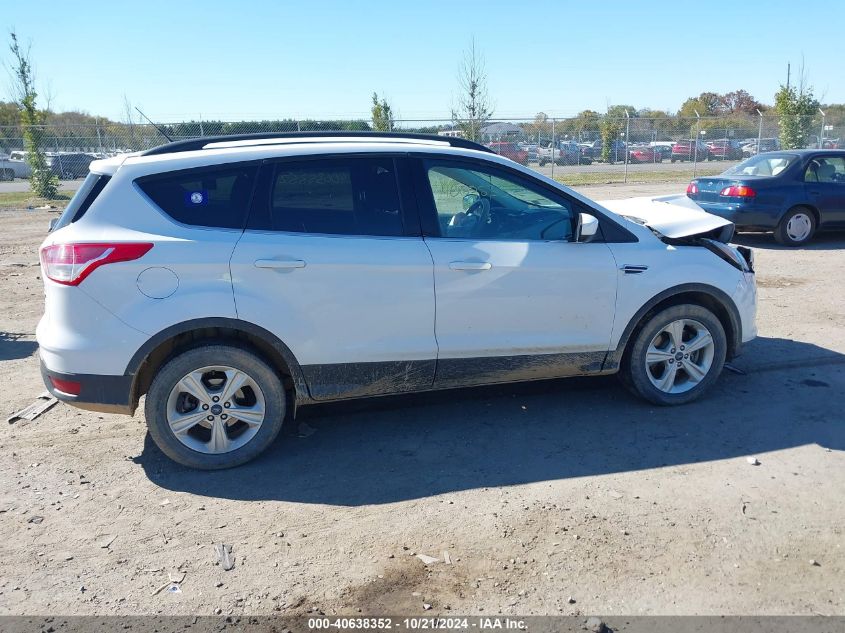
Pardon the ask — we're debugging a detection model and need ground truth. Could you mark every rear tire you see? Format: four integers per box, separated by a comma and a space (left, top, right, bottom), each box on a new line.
0, 169, 13, 181
145, 344, 287, 469
774, 206, 816, 246
621, 304, 727, 406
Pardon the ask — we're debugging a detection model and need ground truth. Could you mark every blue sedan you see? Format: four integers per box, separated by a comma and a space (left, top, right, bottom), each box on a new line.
686, 149, 845, 245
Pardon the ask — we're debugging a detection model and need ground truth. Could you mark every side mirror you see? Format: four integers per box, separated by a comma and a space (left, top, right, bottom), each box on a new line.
575, 212, 599, 243
48, 217, 58, 232
462, 193, 480, 211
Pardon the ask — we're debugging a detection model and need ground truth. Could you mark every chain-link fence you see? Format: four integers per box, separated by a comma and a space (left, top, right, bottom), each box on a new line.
1, 114, 842, 185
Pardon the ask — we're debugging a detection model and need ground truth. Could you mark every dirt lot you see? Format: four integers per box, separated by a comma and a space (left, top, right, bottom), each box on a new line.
1, 183, 843, 616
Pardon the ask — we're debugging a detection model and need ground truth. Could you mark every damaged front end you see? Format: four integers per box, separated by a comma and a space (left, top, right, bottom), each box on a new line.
599, 194, 754, 273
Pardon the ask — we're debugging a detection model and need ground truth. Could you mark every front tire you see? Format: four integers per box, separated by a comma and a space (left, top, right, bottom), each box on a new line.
145, 344, 287, 469
774, 206, 816, 246
621, 305, 727, 405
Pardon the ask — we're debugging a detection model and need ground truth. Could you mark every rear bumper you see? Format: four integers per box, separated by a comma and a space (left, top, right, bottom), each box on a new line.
694, 201, 780, 230
40, 358, 135, 415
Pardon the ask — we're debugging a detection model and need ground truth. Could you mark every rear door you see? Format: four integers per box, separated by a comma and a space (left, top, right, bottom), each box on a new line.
413, 156, 618, 388
230, 154, 437, 400
805, 155, 845, 226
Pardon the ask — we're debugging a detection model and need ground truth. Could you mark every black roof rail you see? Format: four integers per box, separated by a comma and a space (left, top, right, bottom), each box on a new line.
140, 131, 494, 156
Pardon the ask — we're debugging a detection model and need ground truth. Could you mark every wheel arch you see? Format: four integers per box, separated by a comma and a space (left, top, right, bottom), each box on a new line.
778, 203, 821, 228
126, 317, 311, 413
606, 283, 742, 370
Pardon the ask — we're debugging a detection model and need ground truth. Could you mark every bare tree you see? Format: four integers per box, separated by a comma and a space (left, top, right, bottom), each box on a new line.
8, 30, 58, 199
122, 94, 140, 150
451, 38, 493, 142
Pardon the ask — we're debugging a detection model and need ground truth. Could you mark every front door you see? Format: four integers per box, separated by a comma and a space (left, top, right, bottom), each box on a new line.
413, 156, 619, 388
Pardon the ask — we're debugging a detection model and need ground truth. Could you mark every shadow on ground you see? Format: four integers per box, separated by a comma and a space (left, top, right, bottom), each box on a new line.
0, 332, 37, 361
735, 231, 845, 251
139, 336, 845, 505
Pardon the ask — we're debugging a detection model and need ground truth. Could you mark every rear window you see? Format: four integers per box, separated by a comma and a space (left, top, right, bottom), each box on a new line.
723, 154, 797, 177
51, 173, 111, 232
250, 157, 403, 237
137, 164, 258, 229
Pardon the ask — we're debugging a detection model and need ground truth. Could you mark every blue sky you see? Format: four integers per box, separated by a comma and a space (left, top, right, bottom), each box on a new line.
4, 0, 843, 122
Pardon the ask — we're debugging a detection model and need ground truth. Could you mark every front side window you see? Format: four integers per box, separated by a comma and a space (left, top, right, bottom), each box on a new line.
137, 164, 258, 229
424, 159, 574, 241
266, 157, 403, 236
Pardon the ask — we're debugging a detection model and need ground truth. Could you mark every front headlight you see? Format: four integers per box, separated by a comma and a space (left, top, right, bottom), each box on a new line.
701, 238, 752, 273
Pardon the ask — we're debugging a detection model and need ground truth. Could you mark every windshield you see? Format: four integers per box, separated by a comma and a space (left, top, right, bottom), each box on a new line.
722, 153, 797, 177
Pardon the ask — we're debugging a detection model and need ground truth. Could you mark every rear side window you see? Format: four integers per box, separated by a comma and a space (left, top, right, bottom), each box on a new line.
137, 164, 258, 229
51, 173, 111, 232
255, 157, 403, 237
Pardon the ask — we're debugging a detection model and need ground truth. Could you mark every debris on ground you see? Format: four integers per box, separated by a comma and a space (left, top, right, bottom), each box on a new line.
7, 392, 58, 424
568, 596, 577, 604
415, 553, 439, 565
97, 534, 117, 549
423, 603, 432, 610
723, 363, 747, 375
746, 456, 760, 466
27, 515, 44, 524
809, 559, 820, 566
442, 550, 452, 565
215, 543, 235, 570
584, 616, 608, 633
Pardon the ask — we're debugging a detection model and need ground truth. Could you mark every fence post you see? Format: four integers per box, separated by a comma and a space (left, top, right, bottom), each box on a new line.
756, 109, 763, 155
199, 116, 205, 136
550, 118, 555, 179
693, 111, 700, 178
96, 117, 104, 156
624, 110, 630, 183
818, 108, 826, 149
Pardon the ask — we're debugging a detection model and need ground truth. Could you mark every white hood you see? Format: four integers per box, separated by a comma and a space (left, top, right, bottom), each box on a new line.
599, 194, 733, 239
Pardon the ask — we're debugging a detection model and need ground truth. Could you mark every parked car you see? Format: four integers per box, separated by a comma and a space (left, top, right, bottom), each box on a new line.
48, 153, 97, 179
686, 149, 845, 246
628, 145, 661, 163
649, 143, 674, 161
0, 155, 31, 180
706, 139, 743, 161
671, 141, 711, 162
741, 138, 780, 157
38, 131, 756, 469
538, 141, 591, 166
519, 142, 539, 163
591, 140, 628, 163
486, 142, 528, 165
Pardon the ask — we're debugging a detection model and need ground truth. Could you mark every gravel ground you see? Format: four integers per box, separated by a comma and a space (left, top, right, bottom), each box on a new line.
1, 183, 843, 616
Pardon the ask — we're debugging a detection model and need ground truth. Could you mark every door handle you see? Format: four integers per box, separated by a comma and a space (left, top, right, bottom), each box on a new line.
254, 259, 306, 270
449, 261, 492, 271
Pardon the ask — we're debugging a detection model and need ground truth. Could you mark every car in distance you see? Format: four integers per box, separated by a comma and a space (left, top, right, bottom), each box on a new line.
0, 154, 32, 180
742, 138, 780, 157
706, 139, 743, 161
671, 140, 711, 162
685, 149, 845, 245
486, 141, 528, 165
38, 132, 757, 469
628, 145, 661, 163
538, 141, 592, 166
49, 153, 97, 179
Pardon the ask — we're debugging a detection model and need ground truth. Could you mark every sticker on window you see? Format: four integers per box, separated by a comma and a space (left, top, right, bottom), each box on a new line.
185, 190, 208, 206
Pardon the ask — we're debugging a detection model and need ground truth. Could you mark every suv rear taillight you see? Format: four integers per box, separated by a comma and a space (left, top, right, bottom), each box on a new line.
40, 243, 153, 286
720, 185, 756, 198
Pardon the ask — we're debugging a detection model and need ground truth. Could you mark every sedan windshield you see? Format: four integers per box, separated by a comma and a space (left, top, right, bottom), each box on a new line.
723, 153, 797, 177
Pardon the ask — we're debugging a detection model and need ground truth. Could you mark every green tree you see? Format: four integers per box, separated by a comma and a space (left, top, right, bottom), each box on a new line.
371, 92, 394, 131
450, 37, 493, 142
8, 31, 58, 199
774, 83, 819, 149
599, 115, 622, 163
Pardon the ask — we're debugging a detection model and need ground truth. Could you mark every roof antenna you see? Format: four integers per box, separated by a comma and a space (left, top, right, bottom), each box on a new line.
134, 107, 173, 143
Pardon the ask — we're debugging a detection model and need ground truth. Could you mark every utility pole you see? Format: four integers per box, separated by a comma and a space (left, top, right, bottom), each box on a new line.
819, 108, 826, 148
786, 63, 791, 90
756, 108, 764, 155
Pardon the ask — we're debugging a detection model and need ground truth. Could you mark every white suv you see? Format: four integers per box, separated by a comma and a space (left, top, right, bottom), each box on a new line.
37, 132, 757, 469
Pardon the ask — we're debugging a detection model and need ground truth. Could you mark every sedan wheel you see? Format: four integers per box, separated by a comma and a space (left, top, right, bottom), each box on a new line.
775, 207, 816, 246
